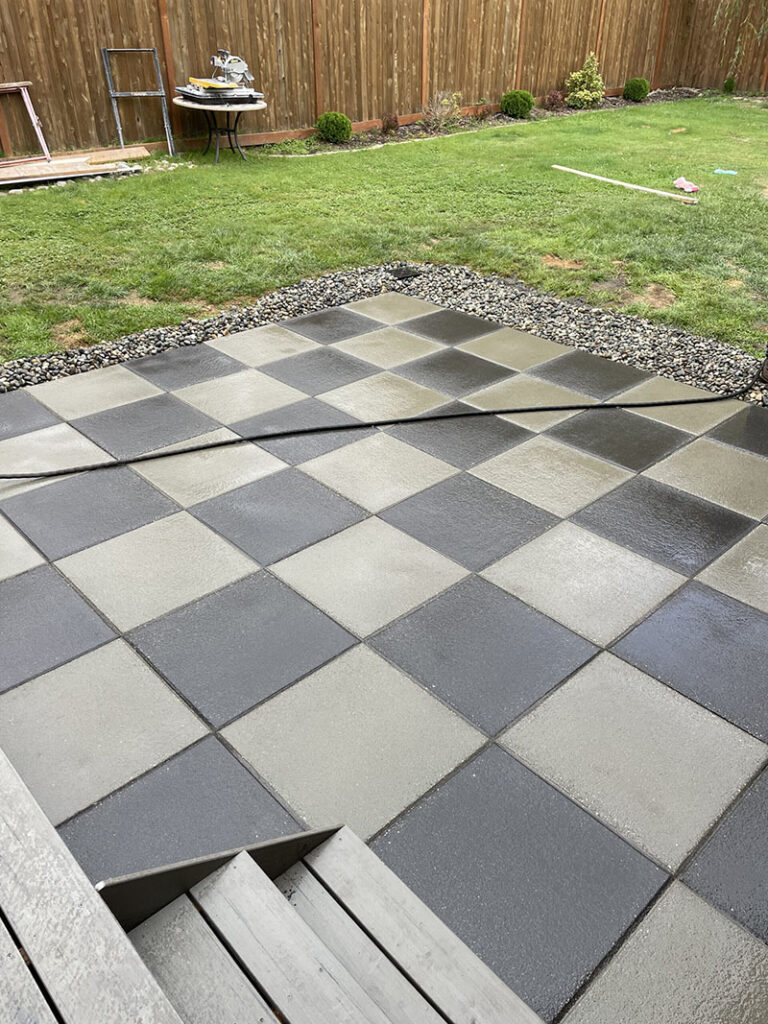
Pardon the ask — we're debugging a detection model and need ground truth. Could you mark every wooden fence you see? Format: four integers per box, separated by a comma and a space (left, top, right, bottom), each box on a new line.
1, 0, 766, 154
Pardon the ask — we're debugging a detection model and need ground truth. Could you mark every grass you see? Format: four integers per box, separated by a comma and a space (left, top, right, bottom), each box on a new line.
1, 95, 767, 362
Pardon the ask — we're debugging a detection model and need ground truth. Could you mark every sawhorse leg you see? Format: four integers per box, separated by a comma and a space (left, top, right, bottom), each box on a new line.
19, 87, 51, 162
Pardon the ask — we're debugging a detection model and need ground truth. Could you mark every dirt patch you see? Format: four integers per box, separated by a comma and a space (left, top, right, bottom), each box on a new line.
205, 261, 228, 270
118, 290, 157, 307
638, 283, 676, 309
725, 278, 745, 290
5, 284, 25, 304
592, 275, 629, 294
761, 184, 768, 199
591, 279, 676, 309
542, 255, 584, 270
669, 127, 687, 134
52, 319, 86, 349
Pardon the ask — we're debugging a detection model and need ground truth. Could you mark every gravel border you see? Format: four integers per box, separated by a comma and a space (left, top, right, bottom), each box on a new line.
1, 262, 764, 403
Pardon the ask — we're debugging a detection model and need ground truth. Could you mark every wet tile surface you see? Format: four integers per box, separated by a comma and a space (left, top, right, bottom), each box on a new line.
174, 368, 305, 422
29, 364, 163, 419
706, 405, 768, 458
529, 349, 651, 399
332, 326, 443, 367
343, 293, 442, 323
547, 407, 690, 471
127, 345, 246, 390
400, 308, 501, 344
282, 307, 382, 342
396, 347, 513, 397
0, 514, 45, 581
466, 373, 597, 431
0, 388, 59, 440
261, 347, 375, 395
697, 524, 768, 613
617, 376, 743, 434
232, 397, 374, 464
458, 328, 570, 370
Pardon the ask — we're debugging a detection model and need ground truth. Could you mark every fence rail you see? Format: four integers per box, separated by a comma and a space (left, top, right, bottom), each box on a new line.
0, 0, 766, 154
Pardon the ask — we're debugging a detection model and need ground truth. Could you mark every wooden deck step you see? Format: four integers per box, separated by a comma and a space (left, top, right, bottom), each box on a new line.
276, 860, 444, 1024
0, 914, 57, 1024
130, 894, 279, 1024
192, 851, 393, 1024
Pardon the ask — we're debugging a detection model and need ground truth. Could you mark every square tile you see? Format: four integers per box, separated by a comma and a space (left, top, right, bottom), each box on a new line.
458, 328, 571, 370
380, 473, 557, 570
190, 468, 366, 564
572, 475, 755, 575
400, 308, 501, 344
223, 646, 484, 838
466, 374, 597, 431
0, 565, 114, 691
131, 430, 285, 506
0, 514, 45, 581
0, 388, 59, 440
261, 347, 375, 395
72, 394, 219, 460
0, 423, 113, 500
320, 371, 448, 420
282, 307, 382, 343
131, 573, 355, 727
372, 746, 666, 1022
697, 524, 768, 613
29, 364, 163, 418
0, 641, 206, 825
684, 766, 768, 945
471, 435, 632, 517
529, 349, 651, 399
60, 736, 298, 883
174, 369, 306, 423
618, 376, 744, 434
547, 408, 690, 471
370, 576, 596, 733
301, 433, 457, 512
614, 582, 768, 741
1, 466, 176, 560
397, 348, 513, 397
707, 405, 768, 458
332, 326, 443, 368
56, 512, 256, 631
563, 883, 768, 1024
127, 345, 246, 390
502, 653, 766, 869
646, 437, 768, 519
206, 324, 320, 365
272, 518, 467, 636
344, 293, 442, 323
482, 521, 684, 645
232, 397, 375, 464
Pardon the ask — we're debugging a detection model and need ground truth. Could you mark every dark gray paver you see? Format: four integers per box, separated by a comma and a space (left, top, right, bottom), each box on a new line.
71, 394, 219, 459
396, 349, 513, 397
547, 408, 690, 471
386, 400, 533, 469
706, 406, 768, 459
260, 347, 375, 395
0, 389, 59, 440
614, 582, 768, 741
233, 397, 375, 464
572, 475, 755, 575
191, 468, 366, 564
0, 466, 176, 560
684, 766, 768, 944
380, 473, 556, 570
283, 307, 383, 343
400, 309, 501, 344
529, 350, 651, 400
0, 565, 114, 691
370, 576, 596, 733
59, 736, 299, 883
372, 746, 666, 1022
126, 345, 247, 390
131, 572, 355, 727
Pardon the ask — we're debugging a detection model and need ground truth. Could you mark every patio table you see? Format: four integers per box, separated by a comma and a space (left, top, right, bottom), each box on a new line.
173, 96, 267, 163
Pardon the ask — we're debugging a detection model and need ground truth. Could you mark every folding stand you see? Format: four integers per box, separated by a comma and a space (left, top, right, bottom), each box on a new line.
101, 47, 175, 156
0, 81, 51, 166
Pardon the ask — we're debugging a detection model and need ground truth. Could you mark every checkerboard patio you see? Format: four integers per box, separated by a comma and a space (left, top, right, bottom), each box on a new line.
1, 292, 767, 1021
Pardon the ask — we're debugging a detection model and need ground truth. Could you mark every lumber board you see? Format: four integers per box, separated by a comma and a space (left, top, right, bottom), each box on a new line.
277, 861, 444, 1024
88, 145, 150, 164
192, 851, 391, 1024
552, 164, 698, 204
305, 826, 545, 1024
0, 747, 182, 1024
0, 914, 57, 1024
130, 895, 279, 1024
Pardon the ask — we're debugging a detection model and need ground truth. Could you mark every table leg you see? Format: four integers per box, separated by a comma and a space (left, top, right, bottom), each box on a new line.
233, 111, 247, 160
202, 109, 213, 156
214, 113, 221, 164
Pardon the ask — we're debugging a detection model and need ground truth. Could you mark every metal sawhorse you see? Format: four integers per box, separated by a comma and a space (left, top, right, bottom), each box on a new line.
101, 47, 175, 156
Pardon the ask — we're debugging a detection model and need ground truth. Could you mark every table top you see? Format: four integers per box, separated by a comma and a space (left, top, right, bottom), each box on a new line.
173, 96, 267, 113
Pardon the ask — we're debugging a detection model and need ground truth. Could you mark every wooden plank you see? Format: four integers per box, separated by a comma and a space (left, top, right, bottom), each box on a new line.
0, 914, 58, 1024
0, 747, 182, 1024
0, 99, 13, 157
514, 0, 528, 89
421, 0, 430, 108
130, 895, 280, 1024
651, 0, 671, 88
311, 0, 324, 118
305, 827, 544, 1024
88, 145, 150, 163
277, 862, 444, 1024
157, 0, 182, 135
192, 851, 392, 1024
595, 0, 608, 58
552, 163, 698, 203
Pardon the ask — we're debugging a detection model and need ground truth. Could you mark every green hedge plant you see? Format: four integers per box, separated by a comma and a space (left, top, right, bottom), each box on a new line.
623, 77, 650, 102
565, 52, 605, 108
500, 89, 535, 118
316, 111, 352, 143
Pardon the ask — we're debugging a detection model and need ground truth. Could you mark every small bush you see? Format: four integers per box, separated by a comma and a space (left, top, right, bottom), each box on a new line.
500, 89, 535, 118
381, 112, 399, 135
723, 76, 736, 93
623, 77, 650, 102
316, 111, 352, 144
565, 52, 605, 108
422, 91, 462, 132
543, 89, 566, 111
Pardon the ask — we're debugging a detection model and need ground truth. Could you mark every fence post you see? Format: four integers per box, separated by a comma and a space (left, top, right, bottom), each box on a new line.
311, 0, 324, 118
421, 0, 430, 109
762, 53, 768, 93
156, 0, 182, 135
652, 0, 671, 89
514, 0, 528, 89
594, 0, 608, 59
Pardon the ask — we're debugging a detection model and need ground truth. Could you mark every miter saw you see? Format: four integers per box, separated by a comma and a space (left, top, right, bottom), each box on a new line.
176, 49, 265, 102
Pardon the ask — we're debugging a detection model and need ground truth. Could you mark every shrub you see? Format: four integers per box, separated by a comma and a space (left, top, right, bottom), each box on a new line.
500, 89, 535, 118
381, 112, 399, 135
316, 111, 352, 144
565, 52, 605, 108
422, 91, 462, 132
723, 76, 736, 93
623, 77, 650, 102
543, 89, 566, 111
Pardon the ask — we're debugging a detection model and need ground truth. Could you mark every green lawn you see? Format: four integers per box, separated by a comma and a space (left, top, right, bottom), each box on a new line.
1, 95, 767, 362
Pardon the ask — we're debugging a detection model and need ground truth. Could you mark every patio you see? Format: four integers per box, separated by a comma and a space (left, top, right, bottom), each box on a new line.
1, 291, 768, 1021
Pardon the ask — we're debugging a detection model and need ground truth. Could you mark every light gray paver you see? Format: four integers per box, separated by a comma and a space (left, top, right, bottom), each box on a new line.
332, 327, 443, 368
697, 524, 768, 614
205, 325, 320, 365
174, 369, 306, 423
344, 294, 442, 323
29, 364, 163, 418
0, 514, 45, 580
466, 374, 597, 430
320, 371, 448, 420
458, 329, 570, 370
618, 376, 744, 434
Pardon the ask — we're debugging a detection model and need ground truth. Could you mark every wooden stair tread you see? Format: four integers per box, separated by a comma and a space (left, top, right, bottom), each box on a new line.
0, 914, 57, 1024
